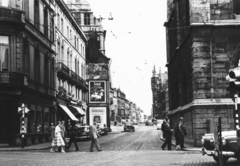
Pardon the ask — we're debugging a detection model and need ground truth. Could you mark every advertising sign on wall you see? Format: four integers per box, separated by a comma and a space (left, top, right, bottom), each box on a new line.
86, 63, 109, 80
89, 80, 106, 103
89, 107, 107, 128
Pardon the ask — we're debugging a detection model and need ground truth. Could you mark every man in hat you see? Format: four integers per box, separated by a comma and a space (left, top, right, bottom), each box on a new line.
174, 117, 187, 150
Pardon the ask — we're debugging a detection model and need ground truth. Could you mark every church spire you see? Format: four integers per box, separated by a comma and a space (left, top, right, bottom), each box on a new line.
152, 65, 156, 77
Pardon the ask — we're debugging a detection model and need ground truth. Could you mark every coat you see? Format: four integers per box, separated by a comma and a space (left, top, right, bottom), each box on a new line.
89, 125, 98, 139
162, 121, 172, 136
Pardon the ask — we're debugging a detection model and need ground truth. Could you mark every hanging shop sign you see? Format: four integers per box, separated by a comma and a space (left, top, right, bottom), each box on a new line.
89, 107, 107, 128
89, 80, 106, 103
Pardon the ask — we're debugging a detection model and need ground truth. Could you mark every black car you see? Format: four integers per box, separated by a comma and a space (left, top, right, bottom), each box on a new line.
75, 125, 90, 140
124, 123, 135, 132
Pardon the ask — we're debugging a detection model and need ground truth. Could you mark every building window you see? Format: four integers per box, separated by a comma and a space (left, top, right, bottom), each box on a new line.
23, 40, 30, 74
0, 36, 9, 71
57, 13, 60, 29
0, 1, 9, 7
67, 50, 69, 67
234, 0, 240, 14
61, 46, 64, 63
84, 13, 90, 25
35, 48, 40, 82
34, 0, 40, 30
50, 16, 54, 42
44, 8, 48, 38
67, 26, 69, 39
61, 18, 64, 33
70, 29, 72, 44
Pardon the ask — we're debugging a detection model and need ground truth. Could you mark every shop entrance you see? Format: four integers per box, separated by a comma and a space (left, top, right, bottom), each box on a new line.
0, 104, 18, 145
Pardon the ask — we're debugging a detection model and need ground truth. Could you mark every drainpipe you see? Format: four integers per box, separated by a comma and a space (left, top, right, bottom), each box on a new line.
210, 29, 214, 98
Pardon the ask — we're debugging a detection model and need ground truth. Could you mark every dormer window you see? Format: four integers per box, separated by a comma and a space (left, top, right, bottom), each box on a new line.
84, 13, 90, 25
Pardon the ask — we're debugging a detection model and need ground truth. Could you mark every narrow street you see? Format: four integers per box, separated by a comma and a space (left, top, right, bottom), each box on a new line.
0, 124, 239, 166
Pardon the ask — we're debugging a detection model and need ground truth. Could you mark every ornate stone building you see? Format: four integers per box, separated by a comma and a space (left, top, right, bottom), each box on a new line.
165, 0, 240, 146
0, 0, 55, 146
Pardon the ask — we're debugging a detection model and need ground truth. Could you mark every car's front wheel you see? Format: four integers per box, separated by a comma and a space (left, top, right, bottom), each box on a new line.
213, 156, 229, 164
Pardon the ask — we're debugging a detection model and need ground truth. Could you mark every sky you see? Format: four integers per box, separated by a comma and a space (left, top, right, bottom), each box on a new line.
87, 0, 168, 116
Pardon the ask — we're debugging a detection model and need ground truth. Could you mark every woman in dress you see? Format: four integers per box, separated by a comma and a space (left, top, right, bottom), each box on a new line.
50, 121, 65, 153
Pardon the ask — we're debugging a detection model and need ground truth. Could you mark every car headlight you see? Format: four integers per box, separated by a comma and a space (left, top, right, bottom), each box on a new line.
222, 137, 226, 146
210, 137, 215, 145
201, 137, 205, 144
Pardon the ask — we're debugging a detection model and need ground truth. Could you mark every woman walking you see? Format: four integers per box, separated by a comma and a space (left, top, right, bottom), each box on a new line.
50, 121, 65, 153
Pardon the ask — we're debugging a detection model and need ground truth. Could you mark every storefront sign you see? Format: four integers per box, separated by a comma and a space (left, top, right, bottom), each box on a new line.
89, 107, 107, 128
89, 80, 106, 103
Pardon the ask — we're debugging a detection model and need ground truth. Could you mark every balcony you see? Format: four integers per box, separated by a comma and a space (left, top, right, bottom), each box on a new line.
57, 62, 88, 91
0, 72, 27, 87
28, 79, 55, 97
0, 7, 25, 25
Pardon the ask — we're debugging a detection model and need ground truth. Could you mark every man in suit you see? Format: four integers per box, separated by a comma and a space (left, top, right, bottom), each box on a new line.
174, 117, 187, 150
67, 121, 79, 152
89, 122, 102, 152
161, 118, 172, 150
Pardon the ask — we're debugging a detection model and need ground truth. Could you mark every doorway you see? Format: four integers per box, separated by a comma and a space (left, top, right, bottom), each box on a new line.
0, 104, 18, 145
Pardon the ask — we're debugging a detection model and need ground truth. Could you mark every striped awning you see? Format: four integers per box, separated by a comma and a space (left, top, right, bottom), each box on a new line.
59, 104, 78, 121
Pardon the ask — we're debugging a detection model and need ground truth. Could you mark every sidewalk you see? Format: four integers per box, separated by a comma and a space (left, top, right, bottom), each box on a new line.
160, 137, 201, 152
0, 125, 127, 152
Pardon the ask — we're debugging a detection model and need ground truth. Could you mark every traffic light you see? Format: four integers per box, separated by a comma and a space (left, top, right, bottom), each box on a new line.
226, 67, 240, 129
226, 67, 240, 93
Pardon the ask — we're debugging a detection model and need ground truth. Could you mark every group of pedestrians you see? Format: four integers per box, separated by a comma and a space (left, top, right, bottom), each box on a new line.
49, 121, 102, 153
161, 117, 187, 150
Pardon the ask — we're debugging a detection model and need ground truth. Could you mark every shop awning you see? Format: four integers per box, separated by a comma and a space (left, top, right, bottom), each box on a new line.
72, 106, 85, 115
59, 104, 78, 121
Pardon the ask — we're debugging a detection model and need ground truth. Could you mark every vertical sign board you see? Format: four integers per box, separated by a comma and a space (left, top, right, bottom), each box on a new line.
89, 107, 107, 128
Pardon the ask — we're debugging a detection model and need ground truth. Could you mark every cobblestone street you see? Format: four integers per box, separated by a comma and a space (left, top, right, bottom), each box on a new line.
0, 125, 239, 166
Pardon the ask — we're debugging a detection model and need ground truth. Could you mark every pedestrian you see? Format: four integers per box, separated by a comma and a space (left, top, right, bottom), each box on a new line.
49, 123, 56, 153
161, 118, 172, 150
50, 121, 65, 153
89, 122, 102, 152
174, 117, 187, 150
50, 123, 55, 141
67, 121, 79, 152
60, 121, 66, 151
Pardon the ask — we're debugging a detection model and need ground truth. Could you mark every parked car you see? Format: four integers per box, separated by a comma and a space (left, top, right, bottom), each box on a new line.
124, 123, 135, 132
75, 125, 90, 140
201, 130, 240, 164
99, 127, 109, 136
145, 120, 153, 126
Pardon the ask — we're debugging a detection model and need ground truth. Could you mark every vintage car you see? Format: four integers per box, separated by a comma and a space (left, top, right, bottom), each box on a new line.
99, 126, 109, 136
75, 125, 90, 140
124, 123, 135, 132
201, 130, 240, 164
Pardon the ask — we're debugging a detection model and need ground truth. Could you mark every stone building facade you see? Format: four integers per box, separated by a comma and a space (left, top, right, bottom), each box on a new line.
165, 0, 240, 146
0, 0, 56, 146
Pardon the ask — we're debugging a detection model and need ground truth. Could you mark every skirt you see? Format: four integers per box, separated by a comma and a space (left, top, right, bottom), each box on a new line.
52, 136, 65, 147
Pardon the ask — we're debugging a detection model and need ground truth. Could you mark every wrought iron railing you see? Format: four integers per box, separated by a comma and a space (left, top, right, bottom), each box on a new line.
0, 72, 27, 86
0, 7, 25, 24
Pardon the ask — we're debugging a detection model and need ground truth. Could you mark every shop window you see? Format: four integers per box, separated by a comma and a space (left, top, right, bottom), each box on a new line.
29, 105, 36, 133
43, 108, 50, 133
0, 36, 9, 71
36, 106, 43, 133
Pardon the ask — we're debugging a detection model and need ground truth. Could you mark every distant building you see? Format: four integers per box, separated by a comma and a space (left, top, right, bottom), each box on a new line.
151, 66, 168, 119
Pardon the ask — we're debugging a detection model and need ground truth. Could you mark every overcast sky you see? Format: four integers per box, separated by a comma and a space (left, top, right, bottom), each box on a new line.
87, 0, 168, 115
